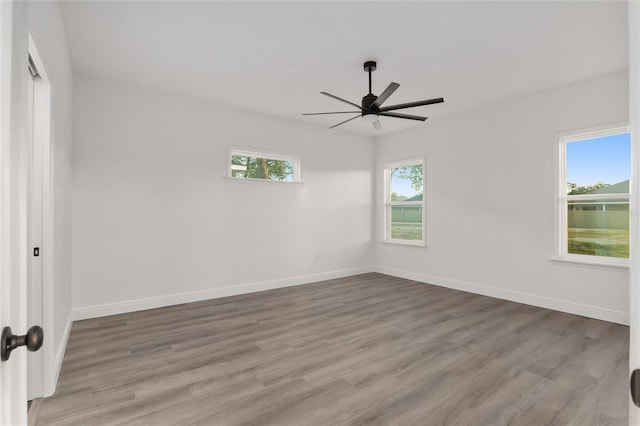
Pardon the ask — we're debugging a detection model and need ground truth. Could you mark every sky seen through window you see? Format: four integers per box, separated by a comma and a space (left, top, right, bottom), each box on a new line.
566, 133, 630, 187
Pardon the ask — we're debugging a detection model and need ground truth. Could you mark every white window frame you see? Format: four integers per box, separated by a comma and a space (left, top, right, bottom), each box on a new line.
557, 124, 630, 267
383, 157, 426, 246
227, 147, 301, 183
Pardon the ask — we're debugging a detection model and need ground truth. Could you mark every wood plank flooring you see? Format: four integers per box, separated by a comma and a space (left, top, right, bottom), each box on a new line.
37, 273, 628, 425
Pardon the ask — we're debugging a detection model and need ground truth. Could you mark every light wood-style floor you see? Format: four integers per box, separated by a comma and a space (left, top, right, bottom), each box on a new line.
38, 273, 628, 425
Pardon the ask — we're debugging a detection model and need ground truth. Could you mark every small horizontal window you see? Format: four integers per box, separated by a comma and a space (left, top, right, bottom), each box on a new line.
228, 149, 300, 182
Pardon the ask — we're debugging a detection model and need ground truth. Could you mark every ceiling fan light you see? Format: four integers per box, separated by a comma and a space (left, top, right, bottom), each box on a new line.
362, 114, 378, 122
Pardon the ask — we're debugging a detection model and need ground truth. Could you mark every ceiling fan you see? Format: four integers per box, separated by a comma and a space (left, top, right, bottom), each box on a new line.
303, 61, 444, 130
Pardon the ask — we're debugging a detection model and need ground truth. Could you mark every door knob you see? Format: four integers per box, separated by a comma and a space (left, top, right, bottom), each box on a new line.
632, 369, 640, 407
1, 325, 43, 361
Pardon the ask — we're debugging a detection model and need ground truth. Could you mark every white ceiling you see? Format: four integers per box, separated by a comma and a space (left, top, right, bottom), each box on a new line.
59, 1, 628, 137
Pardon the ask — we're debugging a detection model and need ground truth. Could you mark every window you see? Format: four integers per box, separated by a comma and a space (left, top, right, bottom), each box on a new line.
384, 158, 425, 245
228, 149, 300, 182
559, 126, 630, 264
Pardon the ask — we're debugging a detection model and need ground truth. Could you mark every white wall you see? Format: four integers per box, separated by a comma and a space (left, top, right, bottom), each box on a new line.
375, 70, 630, 325
28, 1, 74, 397
72, 77, 373, 318
73, 71, 630, 325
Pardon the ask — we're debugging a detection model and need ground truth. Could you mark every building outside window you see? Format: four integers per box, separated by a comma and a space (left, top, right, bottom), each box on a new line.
559, 127, 630, 264
384, 158, 425, 246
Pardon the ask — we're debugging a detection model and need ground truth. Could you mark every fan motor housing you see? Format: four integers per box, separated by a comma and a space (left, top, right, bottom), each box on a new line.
362, 94, 379, 112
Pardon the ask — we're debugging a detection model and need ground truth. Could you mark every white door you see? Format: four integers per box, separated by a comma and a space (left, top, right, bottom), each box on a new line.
1, 1, 30, 424
630, 2, 640, 425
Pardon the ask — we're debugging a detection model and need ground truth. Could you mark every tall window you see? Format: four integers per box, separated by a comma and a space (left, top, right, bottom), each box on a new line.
229, 149, 300, 182
559, 127, 630, 263
384, 158, 425, 245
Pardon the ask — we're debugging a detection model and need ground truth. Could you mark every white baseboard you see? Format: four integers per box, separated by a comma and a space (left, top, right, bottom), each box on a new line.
73, 266, 375, 321
73, 264, 628, 325
44, 311, 72, 397
375, 266, 630, 326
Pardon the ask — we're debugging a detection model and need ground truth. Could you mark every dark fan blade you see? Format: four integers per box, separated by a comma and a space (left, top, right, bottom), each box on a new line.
372, 120, 382, 131
329, 115, 360, 129
372, 82, 400, 108
302, 111, 361, 116
378, 97, 444, 112
321, 92, 362, 110
379, 112, 428, 121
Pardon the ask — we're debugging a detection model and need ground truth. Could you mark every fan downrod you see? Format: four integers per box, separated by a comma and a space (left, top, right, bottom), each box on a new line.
364, 61, 377, 96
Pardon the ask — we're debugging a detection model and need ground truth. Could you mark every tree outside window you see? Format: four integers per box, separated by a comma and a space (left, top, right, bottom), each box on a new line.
560, 129, 630, 261
384, 159, 425, 244
229, 149, 300, 182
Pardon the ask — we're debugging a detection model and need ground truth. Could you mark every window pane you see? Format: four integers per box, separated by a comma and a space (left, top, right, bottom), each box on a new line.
566, 133, 630, 195
390, 165, 423, 201
231, 155, 295, 181
390, 205, 422, 240
567, 199, 629, 258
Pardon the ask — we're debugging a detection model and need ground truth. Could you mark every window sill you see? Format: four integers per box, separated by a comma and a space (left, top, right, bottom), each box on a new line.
550, 256, 629, 270
224, 177, 304, 185
380, 240, 426, 248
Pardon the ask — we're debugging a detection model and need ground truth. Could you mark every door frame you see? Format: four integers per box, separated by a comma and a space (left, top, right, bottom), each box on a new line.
27, 33, 53, 400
